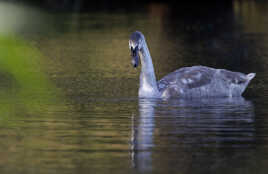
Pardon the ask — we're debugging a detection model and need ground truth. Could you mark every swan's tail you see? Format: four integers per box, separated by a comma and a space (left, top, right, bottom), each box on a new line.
239, 73, 256, 96
247, 73, 256, 81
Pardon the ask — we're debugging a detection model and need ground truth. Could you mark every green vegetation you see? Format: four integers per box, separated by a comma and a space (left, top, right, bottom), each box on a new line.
0, 35, 61, 121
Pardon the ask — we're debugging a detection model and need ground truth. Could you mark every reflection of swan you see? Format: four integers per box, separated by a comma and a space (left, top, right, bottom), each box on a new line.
131, 99, 157, 172
131, 97, 255, 172
159, 97, 255, 148
129, 31, 256, 98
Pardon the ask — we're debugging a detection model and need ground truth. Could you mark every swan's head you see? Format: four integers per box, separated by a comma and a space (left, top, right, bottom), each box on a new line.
129, 31, 145, 68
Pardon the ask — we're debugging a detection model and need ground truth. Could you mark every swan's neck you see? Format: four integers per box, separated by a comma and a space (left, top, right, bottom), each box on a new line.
139, 42, 160, 98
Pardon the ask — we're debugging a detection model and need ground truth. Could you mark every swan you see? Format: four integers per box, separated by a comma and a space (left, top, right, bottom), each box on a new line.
129, 31, 256, 98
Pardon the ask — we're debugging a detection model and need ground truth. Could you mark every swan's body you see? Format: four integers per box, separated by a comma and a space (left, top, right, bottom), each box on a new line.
158, 65, 255, 98
129, 31, 255, 98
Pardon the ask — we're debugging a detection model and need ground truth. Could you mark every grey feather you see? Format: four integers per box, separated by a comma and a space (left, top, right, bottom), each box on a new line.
158, 66, 254, 98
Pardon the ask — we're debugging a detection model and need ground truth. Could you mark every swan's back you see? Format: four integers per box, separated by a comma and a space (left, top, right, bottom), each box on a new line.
158, 66, 255, 98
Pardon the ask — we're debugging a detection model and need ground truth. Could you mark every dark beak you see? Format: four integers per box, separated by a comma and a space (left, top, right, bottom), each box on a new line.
131, 46, 139, 68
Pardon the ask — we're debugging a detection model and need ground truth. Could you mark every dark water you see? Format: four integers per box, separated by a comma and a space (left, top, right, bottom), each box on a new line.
1, 1, 268, 174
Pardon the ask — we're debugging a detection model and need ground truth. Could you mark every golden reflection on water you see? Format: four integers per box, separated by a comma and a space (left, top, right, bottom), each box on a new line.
0, 1, 268, 174
233, 0, 268, 33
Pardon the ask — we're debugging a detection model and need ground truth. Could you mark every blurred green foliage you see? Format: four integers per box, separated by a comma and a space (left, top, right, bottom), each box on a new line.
0, 35, 60, 120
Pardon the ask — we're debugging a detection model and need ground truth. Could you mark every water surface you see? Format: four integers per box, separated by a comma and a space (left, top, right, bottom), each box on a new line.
1, 1, 268, 174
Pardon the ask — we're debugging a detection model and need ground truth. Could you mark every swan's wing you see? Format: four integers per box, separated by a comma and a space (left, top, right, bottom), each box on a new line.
157, 66, 254, 98
157, 66, 215, 92
217, 69, 249, 85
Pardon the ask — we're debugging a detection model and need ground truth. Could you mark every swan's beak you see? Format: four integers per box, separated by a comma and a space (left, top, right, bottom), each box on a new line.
131, 46, 139, 68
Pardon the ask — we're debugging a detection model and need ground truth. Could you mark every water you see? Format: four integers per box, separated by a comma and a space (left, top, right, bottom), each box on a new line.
1, 1, 268, 174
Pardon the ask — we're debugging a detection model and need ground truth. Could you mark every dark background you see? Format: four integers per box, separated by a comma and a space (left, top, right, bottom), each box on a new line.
4, 0, 233, 13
